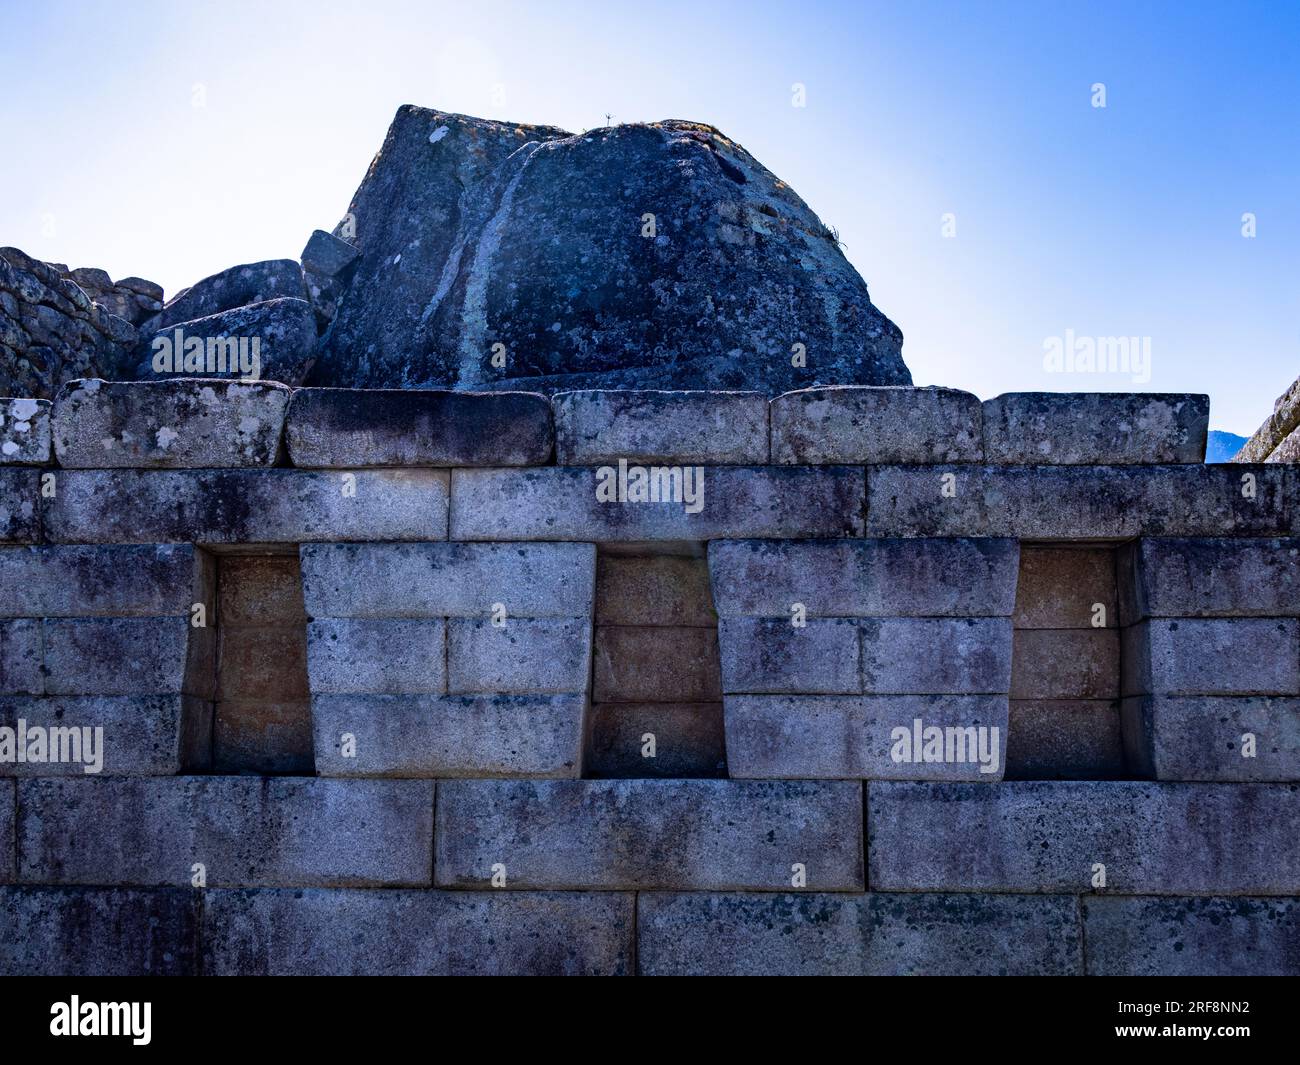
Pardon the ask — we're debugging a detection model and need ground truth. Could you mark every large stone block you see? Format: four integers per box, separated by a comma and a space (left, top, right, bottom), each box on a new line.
18, 777, 433, 887
860, 618, 1012, 694
435, 779, 864, 891
866, 464, 1288, 538
52, 378, 289, 468
0, 886, 200, 975
586, 702, 726, 778
1083, 896, 1300, 975
0, 397, 50, 465
1119, 537, 1300, 622
1013, 545, 1116, 628
637, 892, 1081, 976
770, 386, 982, 464
1122, 618, 1299, 696
0, 695, 211, 775
447, 618, 591, 694
306, 619, 446, 694
867, 780, 1300, 894
449, 466, 865, 541
300, 542, 595, 618
0, 469, 38, 543
216, 553, 304, 625
44, 469, 448, 543
0, 620, 41, 694
595, 552, 716, 627
1010, 629, 1119, 699
708, 537, 1019, 618
1122, 695, 1300, 781
213, 699, 311, 776
286, 388, 553, 467
1005, 700, 1124, 780
0, 544, 203, 617
202, 888, 633, 975
41, 617, 198, 696
311, 693, 584, 778
982, 393, 1208, 464
718, 617, 861, 694
725, 694, 1008, 779
592, 626, 720, 702
553, 390, 769, 465
0, 780, 12, 881
154, 258, 307, 329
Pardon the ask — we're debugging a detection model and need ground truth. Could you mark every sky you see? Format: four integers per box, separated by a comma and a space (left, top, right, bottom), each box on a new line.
1, 0, 1296, 433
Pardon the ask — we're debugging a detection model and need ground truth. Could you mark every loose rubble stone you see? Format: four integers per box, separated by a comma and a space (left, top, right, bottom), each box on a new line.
301, 230, 360, 279
155, 259, 307, 330
0, 398, 50, 464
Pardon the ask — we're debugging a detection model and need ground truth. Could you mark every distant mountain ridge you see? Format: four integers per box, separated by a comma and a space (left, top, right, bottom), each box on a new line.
1205, 429, 1247, 463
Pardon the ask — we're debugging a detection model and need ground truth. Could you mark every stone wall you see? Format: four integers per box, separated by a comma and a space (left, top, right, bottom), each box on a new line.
1, 381, 1298, 975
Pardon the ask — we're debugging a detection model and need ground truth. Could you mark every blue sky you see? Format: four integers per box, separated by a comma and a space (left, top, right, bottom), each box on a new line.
1, 0, 1296, 432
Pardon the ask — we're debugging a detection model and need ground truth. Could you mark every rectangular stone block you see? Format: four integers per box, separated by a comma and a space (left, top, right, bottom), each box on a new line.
718, 617, 860, 694
217, 553, 306, 625
0, 544, 203, 616
866, 464, 1287, 538
0, 695, 211, 775
45, 468, 449, 543
709, 537, 1019, 618
1083, 896, 1300, 975
595, 553, 716, 627
1122, 618, 1300, 696
311, 693, 584, 778
1, 397, 51, 465
52, 378, 290, 468
867, 780, 1300, 894
203, 889, 633, 975
0, 469, 38, 543
1122, 695, 1300, 781
18, 777, 434, 887
435, 779, 864, 890
42, 617, 197, 696
592, 626, 720, 702
286, 388, 553, 467
300, 542, 595, 618
982, 393, 1209, 464
0, 619, 41, 694
447, 618, 591, 694
1013, 545, 1116, 628
1010, 629, 1119, 699
1119, 537, 1300, 622
770, 385, 982, 464
554, 389, 769, 464
214, 698, 311, 775
1, 780, 12, 881
587, 702, 726, 778
1006, 700, 1124, 780
216, 627, 307, 700
861, 618, 1012, 693
450, 466, 865, 541
726, 694, 1008, 779
306, 619, 445, 694
0, 886, 200, 975
637, 892, 1081, 976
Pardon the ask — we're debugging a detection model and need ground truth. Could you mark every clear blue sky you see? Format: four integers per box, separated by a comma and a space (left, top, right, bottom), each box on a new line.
2, 0, 1296, 433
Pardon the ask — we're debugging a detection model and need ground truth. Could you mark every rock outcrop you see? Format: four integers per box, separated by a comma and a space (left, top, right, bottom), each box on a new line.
1236, 375, 1300, 462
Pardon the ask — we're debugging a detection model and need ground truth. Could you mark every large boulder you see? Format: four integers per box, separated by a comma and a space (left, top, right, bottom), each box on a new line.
313, 106, 909, 394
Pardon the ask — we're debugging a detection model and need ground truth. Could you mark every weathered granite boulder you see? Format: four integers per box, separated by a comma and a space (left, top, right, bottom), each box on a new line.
153, 259, 307, 331
313, 106, 909, 394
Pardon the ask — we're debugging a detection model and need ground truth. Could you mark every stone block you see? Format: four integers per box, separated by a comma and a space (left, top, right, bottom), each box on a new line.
867, 780, 1300, 894
1005, 700, 1124, 779
718, 617, 860, 694
216, 553, 305, 625
553, 389, 769, 465
449, 466, 866, 541
1119, 537, 1300, 622
592, 626, 720, 702
1121, 695, 1300, 782
1013, 545, 1117, 628
202, 888, 633, 975
0, 544, 203, 617
300, 230, 360, 279
861, 618, 1012, 694
300, 542, 595, 618
0, 780, 12, 881
0, 469, 38, 543
982, 392, 1209, 464
0, 398, 50, 464
155, 259, 307, 330
213, 698, 312, 776
18, 777, 434, 887
586, 702, 726, 778
0, 620, 41, 694
866, 464, 1287, 538
637, 892, 1081, 976
286, 388, 553, 467
52, 378, 289, 468
0, 886, 200, 975
725, 694, 1008, 779
306, 619, 446, 694
708, 537, 1019, 618
311, 693, 584, 778
1122, 618, 1299, 696
44, 469, 449, 543
434, 779, 864, 891
42, 617, 199, 696
447, 618, 591, 694
216, 627, 308, 700
770, 385, 982, 464
595, 553, 716, 626
1083, 896, 1300, 975
1011, 629, 1119, 699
